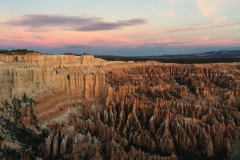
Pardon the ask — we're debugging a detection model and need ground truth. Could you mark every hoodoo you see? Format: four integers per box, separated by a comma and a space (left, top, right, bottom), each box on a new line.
0, 54, 240, 159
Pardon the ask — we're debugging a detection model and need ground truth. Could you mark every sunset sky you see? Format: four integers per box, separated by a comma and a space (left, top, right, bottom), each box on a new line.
1, 0, 240, 55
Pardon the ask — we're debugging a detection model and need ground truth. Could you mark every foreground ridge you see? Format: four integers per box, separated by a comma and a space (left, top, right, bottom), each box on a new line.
0, 54, 240, 159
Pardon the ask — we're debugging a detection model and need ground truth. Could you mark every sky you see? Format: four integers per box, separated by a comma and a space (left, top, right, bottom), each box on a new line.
0, 0, 240, 56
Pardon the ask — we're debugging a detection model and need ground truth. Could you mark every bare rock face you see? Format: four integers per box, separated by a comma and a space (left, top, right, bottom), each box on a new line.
1, 54, 240, 159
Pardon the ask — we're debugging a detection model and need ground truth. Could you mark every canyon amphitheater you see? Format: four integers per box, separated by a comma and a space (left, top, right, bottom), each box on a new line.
0, 53, 240, 160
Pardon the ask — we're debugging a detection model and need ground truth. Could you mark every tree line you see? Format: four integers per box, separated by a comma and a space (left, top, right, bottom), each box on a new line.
0, 49, 40, 55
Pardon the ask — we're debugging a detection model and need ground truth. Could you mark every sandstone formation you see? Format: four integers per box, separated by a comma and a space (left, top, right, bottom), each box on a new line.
0, 54, 240, 159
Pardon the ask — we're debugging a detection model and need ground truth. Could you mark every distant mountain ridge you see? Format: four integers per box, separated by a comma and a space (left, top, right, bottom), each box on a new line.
95, 50, 240, 63
160, 50, 240, 59
1, 49, 240, 63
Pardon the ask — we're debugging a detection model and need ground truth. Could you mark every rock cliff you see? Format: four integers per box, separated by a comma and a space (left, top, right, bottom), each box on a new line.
0, 54, 240, 159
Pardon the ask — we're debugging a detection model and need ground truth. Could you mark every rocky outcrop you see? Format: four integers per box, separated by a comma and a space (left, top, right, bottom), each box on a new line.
1, 54, 240, 159
0, 54, 109, 100
0, 54, 107, 67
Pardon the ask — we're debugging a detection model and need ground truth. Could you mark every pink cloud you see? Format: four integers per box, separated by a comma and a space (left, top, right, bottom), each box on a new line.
191, 39, 239, 46
199, 35, 212, 41
196, 0, 222, 16
165, 22, 240, 32
214, 16, 228, 23
1, 19, 239, 49
0, 25, 144, 48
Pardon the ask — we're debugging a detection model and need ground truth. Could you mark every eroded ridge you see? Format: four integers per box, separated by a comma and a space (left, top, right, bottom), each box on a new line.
0, 54, 240, 159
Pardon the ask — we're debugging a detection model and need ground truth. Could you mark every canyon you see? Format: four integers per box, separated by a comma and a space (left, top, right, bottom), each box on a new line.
0, 53, 240, 159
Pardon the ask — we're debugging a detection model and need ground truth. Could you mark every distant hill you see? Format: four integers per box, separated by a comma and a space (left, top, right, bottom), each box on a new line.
95, 50, 240, 63
160, 50, 240, 59
1, 49, 240, 63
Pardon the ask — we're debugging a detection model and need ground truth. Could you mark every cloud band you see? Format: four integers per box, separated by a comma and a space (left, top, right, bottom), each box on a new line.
4, 14, 147, 32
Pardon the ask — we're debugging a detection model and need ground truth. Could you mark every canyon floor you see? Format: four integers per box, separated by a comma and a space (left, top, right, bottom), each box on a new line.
0, 53, 240, 160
